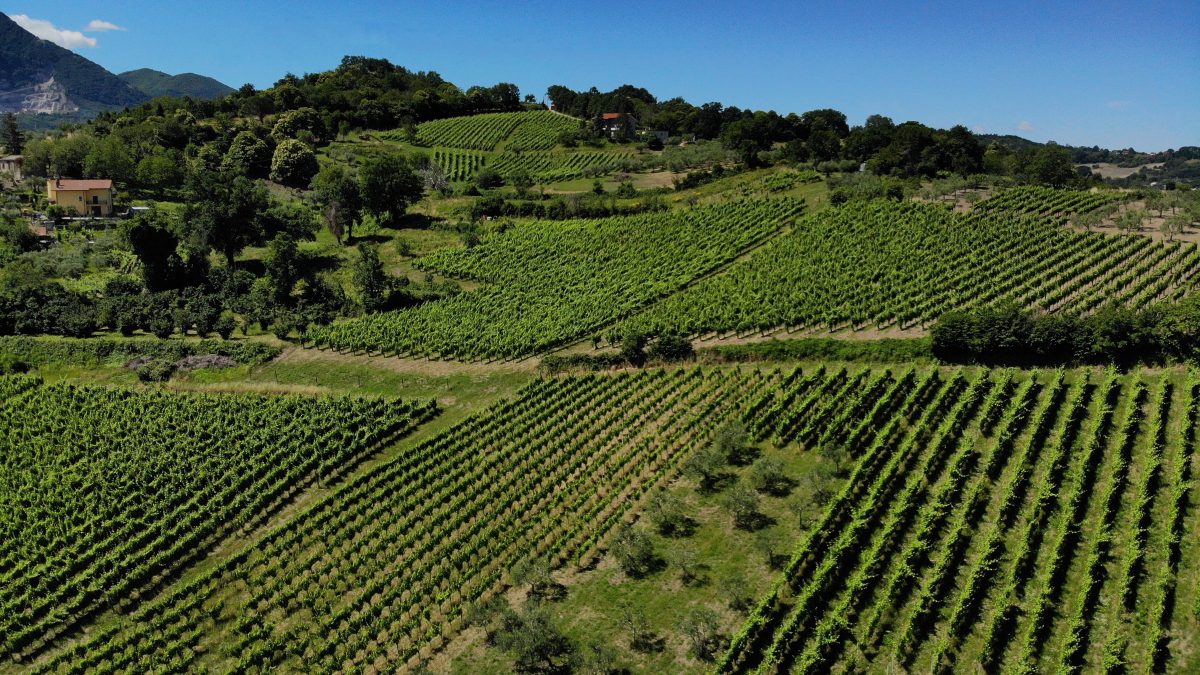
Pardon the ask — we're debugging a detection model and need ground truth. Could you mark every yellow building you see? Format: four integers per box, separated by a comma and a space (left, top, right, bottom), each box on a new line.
46, 178, 115, 217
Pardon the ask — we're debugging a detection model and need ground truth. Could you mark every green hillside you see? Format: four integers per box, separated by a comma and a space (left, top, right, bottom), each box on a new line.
118, 68, 235, 100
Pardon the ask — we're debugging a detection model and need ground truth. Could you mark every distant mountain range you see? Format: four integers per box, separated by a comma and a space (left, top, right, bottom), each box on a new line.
0, 12, 231, 127
118, 68, 234, 101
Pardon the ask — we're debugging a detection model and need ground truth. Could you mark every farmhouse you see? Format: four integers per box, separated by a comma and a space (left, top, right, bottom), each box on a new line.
46, 178, 115, 217
0, 155, 20, 182
597, 112, 638, 140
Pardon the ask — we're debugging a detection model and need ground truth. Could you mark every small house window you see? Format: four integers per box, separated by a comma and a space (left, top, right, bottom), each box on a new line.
92, 196, 99, 204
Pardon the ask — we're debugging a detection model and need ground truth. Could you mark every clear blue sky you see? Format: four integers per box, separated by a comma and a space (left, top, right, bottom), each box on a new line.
5, 0, 1197, 151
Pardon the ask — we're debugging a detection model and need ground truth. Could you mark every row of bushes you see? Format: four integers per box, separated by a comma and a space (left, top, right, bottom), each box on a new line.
931, 299, 1200, 366
0, 336, 280, 370
470, 194, 667, 221
698, 337, 933, 364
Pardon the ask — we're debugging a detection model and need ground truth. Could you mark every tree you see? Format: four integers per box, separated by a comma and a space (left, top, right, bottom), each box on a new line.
671, 545, 703, 585
223, 131, 272, 177
749, 457, 791, 496
619, 601, 660, 653
714, 420, 754, 465
512, 557, 565, 603
682, 444, 725, 491
186, 172, 275, 267
610, 525, 658, 578
679, 607, 723, 661
725, 482, 762, 530
359, 153, 424, 223
1, 113, 24, 155
645, 489, 692, 537
1024, 143, 1076, 187
312, 164, 362, 243
754, 527, 787, 569
619, 330, 648, 366
265, 232, 301, 302
491, 607, 576, 674
1162, 213, 1188, 242
123, 210, 195, 291
351, 243, 390, 313
510, 169, 534, 196
1116, 208, 1145, 236
269, 139, 319, 188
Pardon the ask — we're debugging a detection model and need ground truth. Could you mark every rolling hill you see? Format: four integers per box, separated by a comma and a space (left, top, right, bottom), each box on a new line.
118, 68, 234, 100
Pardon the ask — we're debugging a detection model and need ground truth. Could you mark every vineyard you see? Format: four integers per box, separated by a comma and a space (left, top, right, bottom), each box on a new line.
19, 365, 1200, 673
719, 366, 1200, 674
974, 185, 1130, 221
488, 148, 636, 182
429, 147, 635, 183
0, 377, 435, 664
307, 200, 803, 360
622, 199, 1200, 338
407, 110, 581, 152
28, 367, 774, 673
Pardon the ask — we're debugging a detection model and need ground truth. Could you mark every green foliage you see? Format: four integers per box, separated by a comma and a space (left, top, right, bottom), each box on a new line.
269, 139, 320, 188
223, 130, 272, 177
359, 153, 423, 224
931, 297, 1200, 367
1, 112, 24, 155
611, 525, 659, 578
351, 243, 391, 313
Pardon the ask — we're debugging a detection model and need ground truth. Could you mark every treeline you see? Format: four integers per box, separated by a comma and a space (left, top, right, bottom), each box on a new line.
0, 335, 278, 373
20, 56, 522, 195
931, 301, 1200, 367
546, 83, 1095, 186
469, 193, 666, 221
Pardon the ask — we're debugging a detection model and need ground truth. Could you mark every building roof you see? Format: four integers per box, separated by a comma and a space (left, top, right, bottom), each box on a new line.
601, 112, 625, 120
49, 179, 113, 191
0, 155, 21, 162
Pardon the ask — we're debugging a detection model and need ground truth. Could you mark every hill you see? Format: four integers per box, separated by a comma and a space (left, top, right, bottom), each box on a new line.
118, 68, 234, 100
0, 12, 148, 116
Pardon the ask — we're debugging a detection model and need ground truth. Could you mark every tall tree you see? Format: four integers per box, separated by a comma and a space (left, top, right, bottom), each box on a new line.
1, 113, 23, 156
312, 164, 362, 243
359, 153, 423, 224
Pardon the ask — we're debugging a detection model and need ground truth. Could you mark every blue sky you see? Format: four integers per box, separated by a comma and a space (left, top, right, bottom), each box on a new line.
5, 0, 1197, 151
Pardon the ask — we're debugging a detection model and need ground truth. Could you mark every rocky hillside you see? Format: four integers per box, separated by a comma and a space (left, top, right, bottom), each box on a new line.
0, 12, 148, 114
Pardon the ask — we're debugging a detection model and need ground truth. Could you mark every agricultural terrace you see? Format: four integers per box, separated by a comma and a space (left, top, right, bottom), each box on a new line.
0, 377, 435, 663
721, 367, 1199, 674
622, 199, 1200, 338
32, 367, 767, 673
307, 200, 803, 360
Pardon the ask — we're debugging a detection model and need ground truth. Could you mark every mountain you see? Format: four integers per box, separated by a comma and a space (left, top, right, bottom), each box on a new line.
0, 12, 148, 116
119, 68, 234, 101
